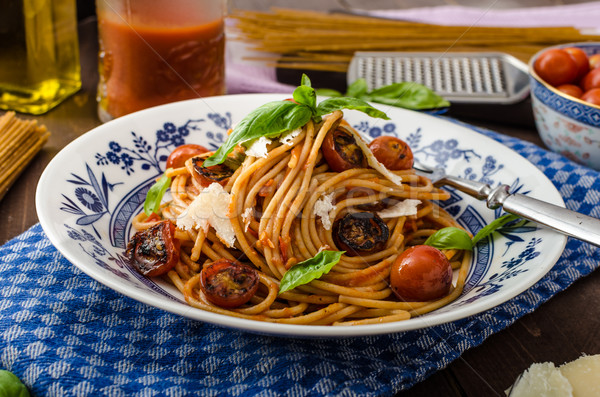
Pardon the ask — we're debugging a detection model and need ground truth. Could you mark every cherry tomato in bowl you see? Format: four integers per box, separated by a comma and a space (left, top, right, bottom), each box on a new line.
533, 48, 578, 86
556, 84, 583, 98
581, 88, 600, 106
390, 245, 452, 302
200, 259, 260, 308
166, 144, 209, 169
126, 220, 180, 277
580, 68, 600, 92
564, 47, 590, 81
368, 136, 414, 170
589, 54, 600, 70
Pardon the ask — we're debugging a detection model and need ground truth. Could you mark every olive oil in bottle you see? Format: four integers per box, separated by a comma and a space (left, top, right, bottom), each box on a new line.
0, 0, 81, 114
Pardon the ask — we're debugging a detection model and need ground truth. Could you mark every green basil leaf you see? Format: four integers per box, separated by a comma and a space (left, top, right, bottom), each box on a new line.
315, 97, 390, 120
363, 82, 450, 110
315, 88, 343, 97
279, 250, 344, 294
0, 370, 30, 397
345, 78, 369, 98
203, 101, 312, 167
144, 174, 171, 216
300, 73, 312, 87
293, 85, 317, 111
472, 214, 520, 245
424, 227, 473, 250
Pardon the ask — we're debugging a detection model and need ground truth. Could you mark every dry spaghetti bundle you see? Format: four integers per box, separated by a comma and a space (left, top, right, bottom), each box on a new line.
229, 8, 600, 72
0, 112, 50, 201
128, 109, 471, 326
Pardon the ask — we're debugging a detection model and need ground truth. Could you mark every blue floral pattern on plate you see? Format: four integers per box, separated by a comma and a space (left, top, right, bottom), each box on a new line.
37, 94, 566, 337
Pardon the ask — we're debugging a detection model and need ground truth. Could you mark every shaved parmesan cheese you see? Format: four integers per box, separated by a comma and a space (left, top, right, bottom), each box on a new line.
245, 136, 272, 158
346, 127, 403, 186
241, 207, 254, 232
280, 127, 302, 146
176, 183, 236, 247
314, 192, 337, 230
377, 199, 421, 219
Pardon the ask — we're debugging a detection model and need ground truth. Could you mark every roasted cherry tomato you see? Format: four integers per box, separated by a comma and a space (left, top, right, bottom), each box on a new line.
200, 259, 260, 308
564, 47, 590, 81
189, 156, 234, 187
321, 126, 367, 172
390, 245, 452, 302
126, 220, 180, 277
556, 84, 583, 98
333, 212, 389, 257
347, 187, 392, 212
534, 48, 578, 86
368, 136, 414, 170
166, 144, 208, 169
581, 88, 600, 106
580, 68, 600, 92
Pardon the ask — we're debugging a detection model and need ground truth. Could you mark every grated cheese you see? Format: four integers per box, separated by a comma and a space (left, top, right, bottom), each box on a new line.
241, 207, 254, 232
377, 199, 421, 219
314, 192, 337, 230
176, 183, 236, 247
245, 136, 272, 158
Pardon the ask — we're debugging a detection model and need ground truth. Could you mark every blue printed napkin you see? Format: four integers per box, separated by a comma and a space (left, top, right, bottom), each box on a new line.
1, 125, 599, 396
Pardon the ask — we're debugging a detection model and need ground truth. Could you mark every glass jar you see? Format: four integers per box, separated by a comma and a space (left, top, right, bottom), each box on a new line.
0, 0, 81, 114
95, 0, 227, 122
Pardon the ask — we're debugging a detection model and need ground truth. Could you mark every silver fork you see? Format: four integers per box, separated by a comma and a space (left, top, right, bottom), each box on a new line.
413, 161, 600, 247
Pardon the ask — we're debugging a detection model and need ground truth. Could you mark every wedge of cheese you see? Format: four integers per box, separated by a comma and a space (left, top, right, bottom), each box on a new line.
507, 355, 600, 397
559, 355, 600, 397
506, 362, 572, 397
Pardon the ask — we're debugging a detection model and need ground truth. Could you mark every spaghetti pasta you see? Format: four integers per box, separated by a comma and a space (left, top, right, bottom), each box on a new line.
126, 104, 472, 326
229, 8, 600, 72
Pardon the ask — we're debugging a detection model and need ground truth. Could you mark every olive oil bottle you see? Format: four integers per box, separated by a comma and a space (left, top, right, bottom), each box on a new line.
0, 0, 81, 114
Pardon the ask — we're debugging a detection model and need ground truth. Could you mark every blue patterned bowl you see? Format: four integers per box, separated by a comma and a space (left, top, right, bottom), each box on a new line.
529, 42, 600, 169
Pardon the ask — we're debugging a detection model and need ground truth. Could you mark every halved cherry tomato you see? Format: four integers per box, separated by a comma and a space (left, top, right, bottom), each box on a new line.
534, 48, 578, 86
321, 126, 367, 172
368, 136, 414, 170
390, 245, 452, 302
126, 220, 180, 277
166, 144, 209, 169
556, 84, 583, 98
580, 68, 600, 92
564, 47, 590, 81
333, 212, 389, 256
200, 259, 260, 308
188, 156, 234, 187
581, 88, 600, 106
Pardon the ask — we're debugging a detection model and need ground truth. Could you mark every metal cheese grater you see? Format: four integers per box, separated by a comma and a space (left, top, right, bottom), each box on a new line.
347, 51, 530, 104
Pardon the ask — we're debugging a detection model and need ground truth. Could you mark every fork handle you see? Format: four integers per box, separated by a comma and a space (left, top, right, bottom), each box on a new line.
488, 184, 600, 247
435, 176, 600, 246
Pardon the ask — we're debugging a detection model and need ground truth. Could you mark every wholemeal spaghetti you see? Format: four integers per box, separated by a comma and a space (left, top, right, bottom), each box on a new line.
0, 111, 50, 201
127, 108, 472, 326
229, 8, 600, 72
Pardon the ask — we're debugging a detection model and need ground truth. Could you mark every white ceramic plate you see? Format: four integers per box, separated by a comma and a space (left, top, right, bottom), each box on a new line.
36, 94, 567, 337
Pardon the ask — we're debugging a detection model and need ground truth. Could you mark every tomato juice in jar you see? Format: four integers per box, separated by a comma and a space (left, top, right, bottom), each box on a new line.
96, 0, 226, 122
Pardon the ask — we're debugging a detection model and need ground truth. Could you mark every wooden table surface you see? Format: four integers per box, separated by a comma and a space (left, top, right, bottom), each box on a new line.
2, 11, 600, 397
